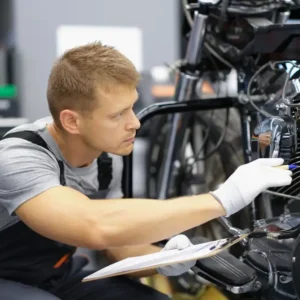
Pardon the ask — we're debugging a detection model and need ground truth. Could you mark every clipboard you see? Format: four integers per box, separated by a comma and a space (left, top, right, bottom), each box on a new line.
82, 234, 248, 282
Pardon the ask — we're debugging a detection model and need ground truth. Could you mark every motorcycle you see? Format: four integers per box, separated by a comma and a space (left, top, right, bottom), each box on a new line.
124, 0, 300, 298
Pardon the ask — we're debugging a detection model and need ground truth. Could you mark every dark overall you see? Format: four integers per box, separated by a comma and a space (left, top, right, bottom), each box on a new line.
0, 131, 169, 300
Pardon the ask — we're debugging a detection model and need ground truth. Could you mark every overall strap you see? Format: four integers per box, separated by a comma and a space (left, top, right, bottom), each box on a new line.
97, 152, 113, 191
2, 130, 113, 190
1, 131, 66, 186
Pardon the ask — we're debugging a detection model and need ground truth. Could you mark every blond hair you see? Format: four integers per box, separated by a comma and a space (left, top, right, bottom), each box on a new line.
47, 42, 140, 126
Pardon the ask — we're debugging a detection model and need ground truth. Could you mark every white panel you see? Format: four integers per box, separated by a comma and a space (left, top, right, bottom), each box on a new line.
56, 25, 143, 71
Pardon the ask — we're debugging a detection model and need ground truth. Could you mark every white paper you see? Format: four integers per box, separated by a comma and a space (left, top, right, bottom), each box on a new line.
56, 25, 143, 71
83, 238, 229, 282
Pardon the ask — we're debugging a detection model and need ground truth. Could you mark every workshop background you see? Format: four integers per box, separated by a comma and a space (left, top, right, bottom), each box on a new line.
0, 0, 182, 197
1, 1, 300, 299
0, 1, 189, 298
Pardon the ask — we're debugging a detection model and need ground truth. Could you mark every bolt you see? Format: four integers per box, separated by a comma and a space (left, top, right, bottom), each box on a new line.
276, 103, 287, 112
254, 281, 262, 290
238, 73, 246, 82
173, 160, 181, 169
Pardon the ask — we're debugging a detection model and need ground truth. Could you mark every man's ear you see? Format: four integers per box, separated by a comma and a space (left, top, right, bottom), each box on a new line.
60, 109, 81, 134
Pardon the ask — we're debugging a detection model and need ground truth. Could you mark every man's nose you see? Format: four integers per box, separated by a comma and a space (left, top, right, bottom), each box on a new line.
133, 114, 141, 130
127, 111, 141, 130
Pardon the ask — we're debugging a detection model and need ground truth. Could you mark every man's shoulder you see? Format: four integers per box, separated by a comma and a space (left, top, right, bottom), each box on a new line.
4, 116, 52, 136
0, 116, 58, 166
0, 116, 55, 154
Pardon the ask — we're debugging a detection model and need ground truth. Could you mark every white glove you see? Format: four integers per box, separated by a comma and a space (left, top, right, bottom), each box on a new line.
157, 234, 196, 277
210, 158, 292, 217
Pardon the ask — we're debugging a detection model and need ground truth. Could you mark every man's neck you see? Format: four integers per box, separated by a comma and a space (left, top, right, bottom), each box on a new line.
47, 123, 101, 168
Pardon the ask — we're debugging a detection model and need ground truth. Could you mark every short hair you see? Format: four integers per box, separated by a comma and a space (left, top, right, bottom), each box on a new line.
47, 42, 141, 126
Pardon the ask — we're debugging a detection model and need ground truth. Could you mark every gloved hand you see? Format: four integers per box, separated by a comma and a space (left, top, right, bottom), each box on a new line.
157, 234, 195, 277
210, 158, 292, 217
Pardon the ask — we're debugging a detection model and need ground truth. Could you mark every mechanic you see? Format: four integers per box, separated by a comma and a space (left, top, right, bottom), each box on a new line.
0, 42, 292, 300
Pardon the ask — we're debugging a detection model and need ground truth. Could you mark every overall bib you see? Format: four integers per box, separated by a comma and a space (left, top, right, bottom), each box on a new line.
0, 131, 113, 288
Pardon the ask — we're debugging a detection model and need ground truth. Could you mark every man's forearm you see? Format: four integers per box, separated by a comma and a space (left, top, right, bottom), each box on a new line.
91, 193, 225, 248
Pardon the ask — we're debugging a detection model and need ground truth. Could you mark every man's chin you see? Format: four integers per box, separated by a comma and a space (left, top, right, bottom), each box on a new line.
120, 148, 134, 156
112, 145, 134, 156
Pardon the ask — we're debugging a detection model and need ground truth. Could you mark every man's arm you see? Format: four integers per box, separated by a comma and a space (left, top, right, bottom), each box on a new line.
0, 139, 224, 251
16, 187, 225, 249
0, 140, 292, 252
16, 158, 293, 250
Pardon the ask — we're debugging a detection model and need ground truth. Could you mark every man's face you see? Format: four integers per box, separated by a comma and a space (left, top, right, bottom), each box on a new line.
80, 85, 141, 156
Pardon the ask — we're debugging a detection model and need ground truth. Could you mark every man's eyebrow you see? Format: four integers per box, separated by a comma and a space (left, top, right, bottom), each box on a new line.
111, 94, 139, 115
124, 94, 140, 109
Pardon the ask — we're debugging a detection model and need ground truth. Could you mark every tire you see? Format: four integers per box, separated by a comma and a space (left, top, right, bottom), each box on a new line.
146, 109, 250, 240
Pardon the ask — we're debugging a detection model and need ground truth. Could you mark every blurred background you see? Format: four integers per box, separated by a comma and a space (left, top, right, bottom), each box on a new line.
0, 1, 185, 296
0, 0, 185, 198
2, 2, 300, 299
0, 0, 182, 120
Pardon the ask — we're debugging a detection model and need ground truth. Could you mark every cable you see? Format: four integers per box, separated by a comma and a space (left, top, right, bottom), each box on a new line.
203, 44, 224, 97
183, 112, 214, 171
247, 60, 300, 116
247, 62, 274, 118
263, 189, 300, 201
260, 60, 300, 108
204, 42, 235, 70
182, 40, 226, 173
195, 108, 229, 161
183, 47, 224, 172
182, 0, 194, 28
281, 65, 300, 107
185, 109, 230, 175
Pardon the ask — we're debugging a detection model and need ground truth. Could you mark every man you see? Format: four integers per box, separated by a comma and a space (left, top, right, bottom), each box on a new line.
0, 42, 292, 300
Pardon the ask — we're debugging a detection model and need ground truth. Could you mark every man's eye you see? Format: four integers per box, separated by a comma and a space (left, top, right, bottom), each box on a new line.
113, 112, 123, 118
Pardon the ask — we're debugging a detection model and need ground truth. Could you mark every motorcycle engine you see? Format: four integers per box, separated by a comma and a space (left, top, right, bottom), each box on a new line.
253, 75, 300, 203
202, 0, 300, 202
204, 0, 300, 66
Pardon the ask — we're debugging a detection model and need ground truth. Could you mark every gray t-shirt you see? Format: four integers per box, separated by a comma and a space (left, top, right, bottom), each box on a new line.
0, 116, 123, 232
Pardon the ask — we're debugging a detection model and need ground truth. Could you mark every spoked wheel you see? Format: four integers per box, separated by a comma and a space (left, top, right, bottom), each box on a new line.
146, 108, 249, 240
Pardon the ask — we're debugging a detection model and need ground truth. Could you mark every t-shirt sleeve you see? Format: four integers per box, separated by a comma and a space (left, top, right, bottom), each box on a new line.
106, 154, 123, 199
0, 138, 61, 215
